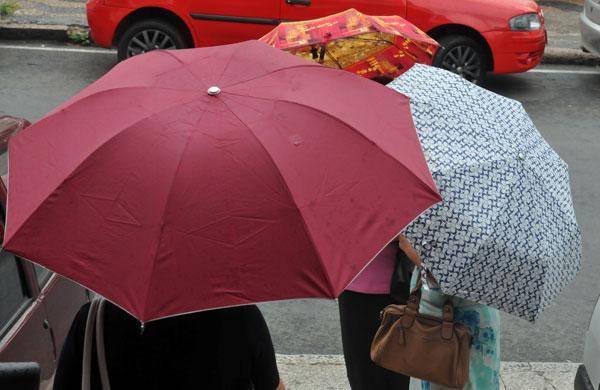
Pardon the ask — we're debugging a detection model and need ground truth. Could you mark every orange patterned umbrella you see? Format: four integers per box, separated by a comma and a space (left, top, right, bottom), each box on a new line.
259, 8, 439, 80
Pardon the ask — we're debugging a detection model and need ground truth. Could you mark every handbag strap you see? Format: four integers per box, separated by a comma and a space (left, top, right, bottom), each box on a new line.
400, 270, 457, 339
441, 300, 455, 340
401, 275, 422, 328
95, 299, 111, 390
82, 299, 99, 390
81, 298, 111, 390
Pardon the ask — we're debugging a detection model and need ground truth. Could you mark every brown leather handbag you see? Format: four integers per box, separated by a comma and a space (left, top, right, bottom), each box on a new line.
370, 277, 472, 388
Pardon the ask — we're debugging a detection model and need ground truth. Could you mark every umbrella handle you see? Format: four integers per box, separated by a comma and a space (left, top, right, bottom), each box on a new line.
310, 46, 319, 59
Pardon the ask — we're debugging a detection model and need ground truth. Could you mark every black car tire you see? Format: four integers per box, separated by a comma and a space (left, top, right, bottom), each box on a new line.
432, 34, 488, 84
117, 19, 189, 62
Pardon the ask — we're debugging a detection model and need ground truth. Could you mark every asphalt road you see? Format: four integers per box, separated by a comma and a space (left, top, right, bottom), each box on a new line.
1, 41, 599, 362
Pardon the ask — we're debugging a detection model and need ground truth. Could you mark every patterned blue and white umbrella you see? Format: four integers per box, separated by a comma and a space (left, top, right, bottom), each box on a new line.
388, 64, 581, 321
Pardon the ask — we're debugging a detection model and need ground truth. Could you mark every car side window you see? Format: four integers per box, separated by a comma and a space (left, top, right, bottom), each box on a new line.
33, 264, 52, 288
0, 144, 7, 177
0, 250, 29, 335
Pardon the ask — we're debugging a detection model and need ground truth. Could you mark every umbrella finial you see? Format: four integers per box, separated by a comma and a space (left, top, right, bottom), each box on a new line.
207, 86, 221, 96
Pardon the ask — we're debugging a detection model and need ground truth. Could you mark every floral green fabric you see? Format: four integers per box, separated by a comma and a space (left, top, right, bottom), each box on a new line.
409, 270, 501, 390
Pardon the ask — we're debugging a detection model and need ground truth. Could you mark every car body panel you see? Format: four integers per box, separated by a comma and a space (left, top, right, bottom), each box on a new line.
408, 0, 539, 33
281, 0, 406, 22
583, 295, 600, 389
0, 117, 30, 150
0, 286, 56, 390
580, 0, 600, 56
39, 277, 89, 357
483, 29, 545, 73
86, 2, 133, 47
187, 0, 280, 46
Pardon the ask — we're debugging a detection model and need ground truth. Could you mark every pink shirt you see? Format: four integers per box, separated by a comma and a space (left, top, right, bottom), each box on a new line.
345, 242, 396, 294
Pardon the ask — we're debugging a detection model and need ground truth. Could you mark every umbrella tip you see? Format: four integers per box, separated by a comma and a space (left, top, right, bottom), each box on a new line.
207, 86, 221, 96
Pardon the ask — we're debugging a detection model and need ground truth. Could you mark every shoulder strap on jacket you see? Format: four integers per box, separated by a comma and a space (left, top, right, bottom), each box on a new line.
82, 299, 99, 390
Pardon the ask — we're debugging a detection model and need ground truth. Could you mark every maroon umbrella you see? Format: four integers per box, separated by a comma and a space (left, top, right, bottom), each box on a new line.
3, 41, 440, 322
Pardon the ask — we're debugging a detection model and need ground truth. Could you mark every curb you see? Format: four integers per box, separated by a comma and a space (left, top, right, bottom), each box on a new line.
274, 355, 580, 390
277, 354, 579, 390
0, 23, 69, 42
0, 23, 88, 43
276, 354, 582, 369
542, 47, 600, 66
2, 23, 600, 67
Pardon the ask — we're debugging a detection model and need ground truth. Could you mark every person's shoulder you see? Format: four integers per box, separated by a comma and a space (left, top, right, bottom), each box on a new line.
222, 305, 263, 320
62, 301, 93, 348
219, 305, 267, 331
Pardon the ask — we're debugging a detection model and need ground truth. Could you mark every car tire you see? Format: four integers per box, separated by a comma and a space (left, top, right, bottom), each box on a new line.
117, 19, 189, 62
432, 35, 488, 84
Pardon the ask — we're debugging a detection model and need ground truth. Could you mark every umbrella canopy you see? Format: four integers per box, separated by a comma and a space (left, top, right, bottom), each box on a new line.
3, 41, 440, 322
388, 64, 581, 321
259, 8, 438, 80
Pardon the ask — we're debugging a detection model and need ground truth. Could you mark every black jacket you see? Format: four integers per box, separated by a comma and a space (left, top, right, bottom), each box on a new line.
53, 302, 279, 390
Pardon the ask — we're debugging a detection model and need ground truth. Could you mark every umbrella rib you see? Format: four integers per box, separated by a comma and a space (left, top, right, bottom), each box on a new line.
281, 99, 439, 195
343, 36, 395, 45
222, 64, 323, 90
217, 96, 337, 298
321, 46, 343, 69
223, 92, 439, 198
141, 105, 211, 320
45, 84, 204, 118
154, 50, 210, 90
216, 49, 238, 86
341, 36, 420, 60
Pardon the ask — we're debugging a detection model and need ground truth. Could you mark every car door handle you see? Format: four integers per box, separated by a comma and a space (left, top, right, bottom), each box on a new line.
286, 0, 311, 6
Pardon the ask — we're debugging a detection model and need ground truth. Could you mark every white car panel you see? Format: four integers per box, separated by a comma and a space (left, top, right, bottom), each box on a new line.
580, 0, 600, 55
584, 296, 600, 389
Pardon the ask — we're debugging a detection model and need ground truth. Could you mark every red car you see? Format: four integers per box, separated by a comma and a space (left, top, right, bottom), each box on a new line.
87, 0, 545, 83
0, 116, 89, 390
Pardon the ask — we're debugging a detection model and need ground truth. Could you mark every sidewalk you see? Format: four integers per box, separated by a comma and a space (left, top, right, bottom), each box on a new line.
277, 355, 579, 390
1, 0, 600, 65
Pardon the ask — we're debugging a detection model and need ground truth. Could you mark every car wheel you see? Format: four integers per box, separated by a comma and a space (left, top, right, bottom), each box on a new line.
433, 35, 487, 84
117, 19, 189, 62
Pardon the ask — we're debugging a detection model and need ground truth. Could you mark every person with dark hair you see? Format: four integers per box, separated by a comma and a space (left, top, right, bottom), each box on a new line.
338, 237, 412, 390
54, 300, 285, 390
